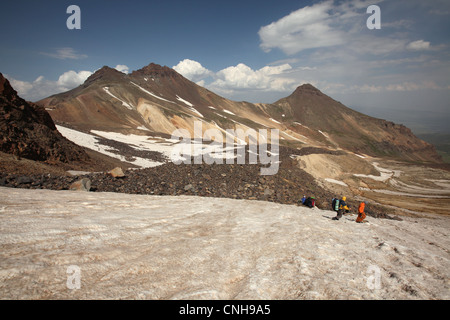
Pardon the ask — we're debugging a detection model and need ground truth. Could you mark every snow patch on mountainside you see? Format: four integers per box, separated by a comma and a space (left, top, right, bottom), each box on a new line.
354, 162, 400, 182
56, 125, 166, 168
325, 178, 348, 187
223, 109, 235, 116
175, 95, 203, 118
176, 95, 193, 107
130, 82, 175, 104
102, 87, 133, 110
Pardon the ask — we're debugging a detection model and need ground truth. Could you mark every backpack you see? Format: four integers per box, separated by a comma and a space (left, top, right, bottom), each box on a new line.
334, 199, 340, 211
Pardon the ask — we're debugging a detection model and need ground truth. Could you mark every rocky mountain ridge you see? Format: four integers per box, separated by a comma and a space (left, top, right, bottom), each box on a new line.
37, 62, 442, 164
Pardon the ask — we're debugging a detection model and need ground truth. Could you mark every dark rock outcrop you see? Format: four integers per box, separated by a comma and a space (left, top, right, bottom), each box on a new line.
0, 73, 90, 163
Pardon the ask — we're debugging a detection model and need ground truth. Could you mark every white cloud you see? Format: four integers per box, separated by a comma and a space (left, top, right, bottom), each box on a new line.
210, 63, 295, 92
114, 65, 130, 74
57, 70, 92, 90
6, 70, 92, 101
326, 80, 443, 95
40, 47, 88, 60
406, 40, 431, 51
258, 1, 346, 55
386, 81, 441, 92
173, 59, 212, 82
196, 80, 206, 87
7, 77, 34, 95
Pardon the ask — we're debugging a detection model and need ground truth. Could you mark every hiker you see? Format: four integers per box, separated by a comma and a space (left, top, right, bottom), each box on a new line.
304, 196, 315, 208
301, 195, 306, 205
340, 196, 350, 214
356, 201, 367, 223
332, 196, 349, 220
331, 197, 340, 214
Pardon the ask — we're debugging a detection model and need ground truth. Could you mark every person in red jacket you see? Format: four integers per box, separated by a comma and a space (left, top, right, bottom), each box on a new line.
356, 201, 367, 223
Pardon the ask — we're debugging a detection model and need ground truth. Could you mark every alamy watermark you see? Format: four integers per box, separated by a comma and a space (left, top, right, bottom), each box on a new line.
66, 265, 81, 290
170, 121, 280, 176
67, 4, 381, 31
66, 5, 81, 30
367, 5, 381, 30
366, 265, 382, 290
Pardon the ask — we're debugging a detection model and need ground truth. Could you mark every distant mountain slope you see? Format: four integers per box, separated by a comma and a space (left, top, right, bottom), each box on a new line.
37, 63, 442, 164
272, 84, 442, 163
417, 133, 450, 163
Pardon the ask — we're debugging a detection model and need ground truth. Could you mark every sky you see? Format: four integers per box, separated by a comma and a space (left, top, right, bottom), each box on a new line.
1, 0, 449, 134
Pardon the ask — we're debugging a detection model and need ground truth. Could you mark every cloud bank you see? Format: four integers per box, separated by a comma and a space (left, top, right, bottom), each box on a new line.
7, 70, 92, 101
7, 64, 131, 101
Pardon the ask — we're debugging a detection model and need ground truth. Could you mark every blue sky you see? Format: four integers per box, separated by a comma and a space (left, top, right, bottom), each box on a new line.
1, 0, 449, 134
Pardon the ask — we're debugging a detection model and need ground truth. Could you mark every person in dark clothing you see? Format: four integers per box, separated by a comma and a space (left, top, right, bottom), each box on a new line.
301, 195, 306, 205
331, 197, 339, 214
332, 196, 349, 220
303, 197, 315, 208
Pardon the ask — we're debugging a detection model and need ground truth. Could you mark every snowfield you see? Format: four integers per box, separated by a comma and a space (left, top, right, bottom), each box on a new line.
0, 187, 448, 300
56, 125, 167, 168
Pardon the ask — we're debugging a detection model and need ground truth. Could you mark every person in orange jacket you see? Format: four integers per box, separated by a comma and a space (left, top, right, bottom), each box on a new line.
356, 201, 367, 223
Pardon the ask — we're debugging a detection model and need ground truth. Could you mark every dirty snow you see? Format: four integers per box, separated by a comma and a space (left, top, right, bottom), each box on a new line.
56, 125, 167, 168
325, 178, 348, 187
359, 188, 449, 199
281, 131, 307, 143
214, 112, 228, 119
293, 122, 310, 130
389, 180, 450, 196
354, 162, 401, 182
426, 179, 450, 190
0, 187, 448, 300
57, 125, 255, 168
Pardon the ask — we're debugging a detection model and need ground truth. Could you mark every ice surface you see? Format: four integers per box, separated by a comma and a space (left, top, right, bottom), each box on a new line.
0, 187, 448, 299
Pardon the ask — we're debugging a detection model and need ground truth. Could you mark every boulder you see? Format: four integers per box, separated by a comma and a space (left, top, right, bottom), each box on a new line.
17, 176, 32, 185
69, 178, 91, 192
109, 167, 125, 178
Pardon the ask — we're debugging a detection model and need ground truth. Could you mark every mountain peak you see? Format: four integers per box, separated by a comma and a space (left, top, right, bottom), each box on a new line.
293, 83, 323, 96
131, 63, 180, 79
84, 66, 127, 85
